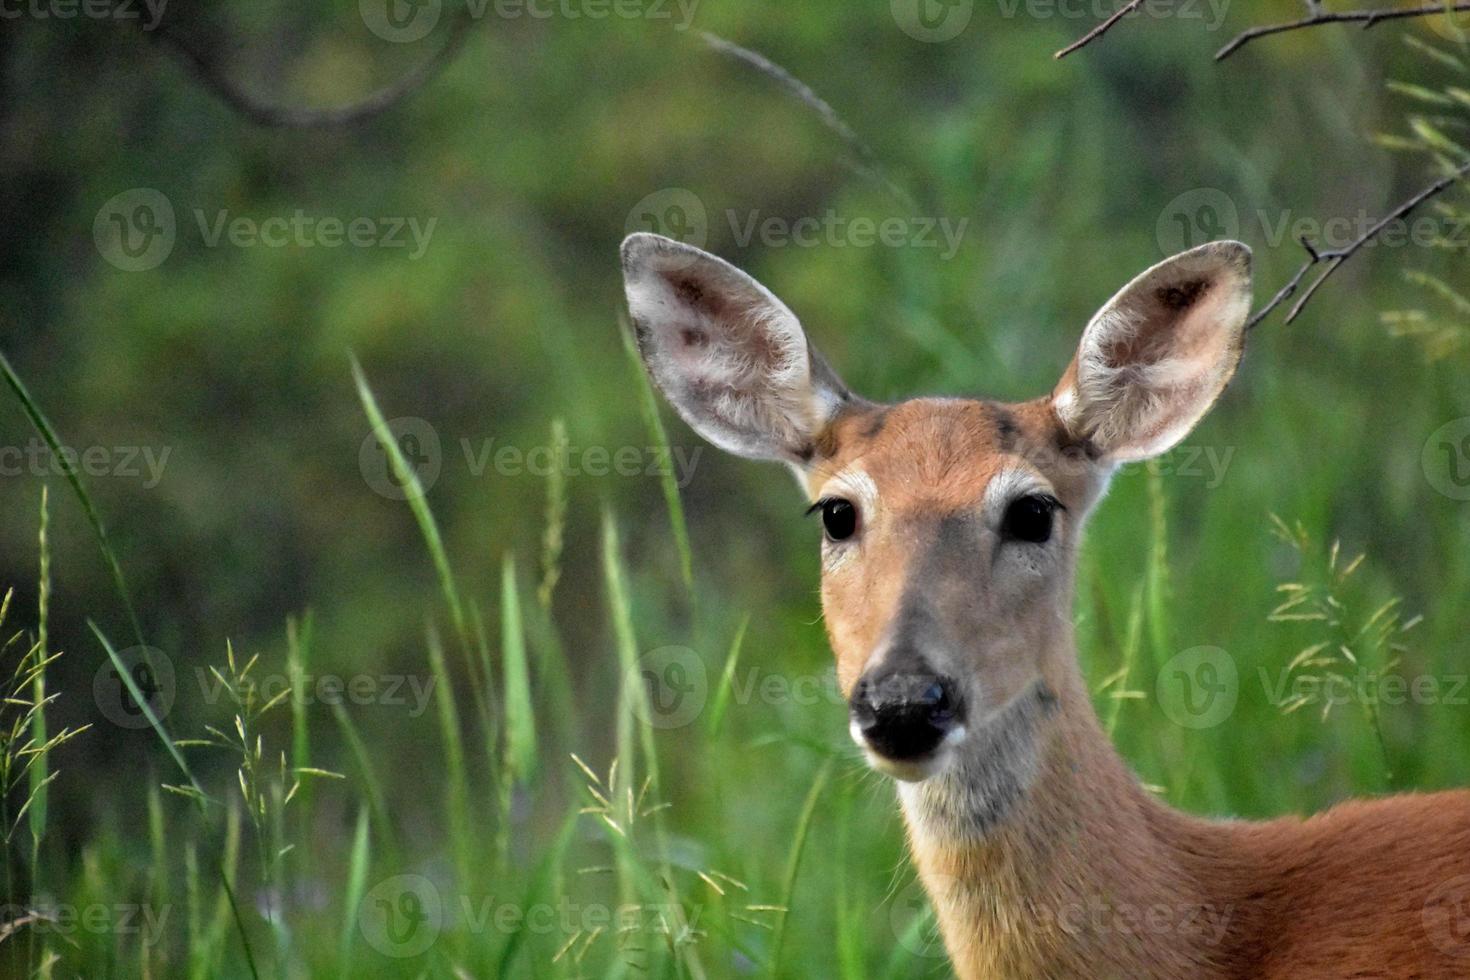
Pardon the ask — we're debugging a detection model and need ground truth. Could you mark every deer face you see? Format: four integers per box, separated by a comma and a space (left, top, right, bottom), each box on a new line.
621, 233, 1251, 783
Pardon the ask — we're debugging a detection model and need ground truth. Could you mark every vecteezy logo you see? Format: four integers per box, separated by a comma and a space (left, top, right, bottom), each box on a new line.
359, 417, 443, 501
1156, 189, 1241, 256
92, 646, 176, 729
1423, 874, 1470, 958
891, 0, 974, 42
627, 646, 707, 729
1156, 646, 1238, 730
1423, 417, 1470, 501
93, 189, 176, 272
360, 0, 442, 43
359, 874, 443, 958
889, 875, 949, 958
624, 188, 708, 262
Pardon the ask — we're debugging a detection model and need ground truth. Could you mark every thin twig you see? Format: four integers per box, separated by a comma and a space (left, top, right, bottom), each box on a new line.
1217, 2, 1470, 61
1245, 157, 1470, 329
147, 10, 475, 128
1055, 0, 1148, 59
698, 31, 915, 208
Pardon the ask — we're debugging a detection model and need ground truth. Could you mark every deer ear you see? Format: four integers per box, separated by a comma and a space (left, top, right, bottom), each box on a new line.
620, 233, 853, 465
1052, 241, 1252, 463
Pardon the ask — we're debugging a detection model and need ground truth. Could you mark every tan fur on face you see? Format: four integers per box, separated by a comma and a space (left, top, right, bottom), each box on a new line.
802, 396, 1470, 980
805, 397, 1098, 695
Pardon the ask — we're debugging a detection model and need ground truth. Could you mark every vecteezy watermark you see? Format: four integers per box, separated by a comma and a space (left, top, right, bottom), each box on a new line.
1157, 189, 1242, 255
1029, 897, 1234, 944
890, 876, 948, 957
0, 439, 169, 486
1422, 875, 1470, 958
888, 874, 1234, 957
94, 188, 436, 271
360, 0, 698, 43
461, 437, 701, 485
622, 190, 970, 260
94, 188, 176, 272
194, 210, 436, 259
626, 647, 853, 730
359, 875, 445, 958
93, 646, 176, 730
1158, 186, 1470, 257
1155, 646, 1239, 730
356, 874, 690, 958
359, 417, 703, 500
625, 187, 710, 255
1119, 443, 1235, 489
359, 417, 444, 502
1258, 667, 1469, 711
995, 0, 1230, 30
0, 901, 173, 946
891, 0, 975, 42
727, 209, 969, 260
0, 438, 171, 488
1423, 417, 1470, 502
627, 646, 708, 729
196, 668, 436, 718
0, 0, 167, 30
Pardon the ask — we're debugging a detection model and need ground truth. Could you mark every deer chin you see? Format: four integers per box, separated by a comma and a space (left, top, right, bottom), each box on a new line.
897, 680, 1060, 837
852, 720, 969, 782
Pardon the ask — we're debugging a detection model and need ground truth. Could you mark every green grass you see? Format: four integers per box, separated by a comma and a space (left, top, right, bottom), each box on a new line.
5, 319, 1470, 977
3, 20, 1470, 977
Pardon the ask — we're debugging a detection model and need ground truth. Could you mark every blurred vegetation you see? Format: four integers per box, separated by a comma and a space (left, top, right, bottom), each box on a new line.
0, 0, 1468, 975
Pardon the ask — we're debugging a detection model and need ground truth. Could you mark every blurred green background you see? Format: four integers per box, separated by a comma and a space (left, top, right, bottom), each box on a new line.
1, 0, 1469, 975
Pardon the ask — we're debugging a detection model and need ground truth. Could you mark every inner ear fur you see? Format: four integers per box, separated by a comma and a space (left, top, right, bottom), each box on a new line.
1052, 240, 1252, 463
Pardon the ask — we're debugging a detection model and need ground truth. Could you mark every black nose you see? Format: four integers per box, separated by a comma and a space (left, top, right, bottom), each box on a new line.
850, 667, 962, 761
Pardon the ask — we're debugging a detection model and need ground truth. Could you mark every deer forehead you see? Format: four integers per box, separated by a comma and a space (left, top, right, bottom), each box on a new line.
806, 397, 1077, 511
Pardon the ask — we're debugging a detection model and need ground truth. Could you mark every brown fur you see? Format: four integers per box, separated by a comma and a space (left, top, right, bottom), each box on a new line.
619, 232, 1470, 978
809, 398, 1470, 980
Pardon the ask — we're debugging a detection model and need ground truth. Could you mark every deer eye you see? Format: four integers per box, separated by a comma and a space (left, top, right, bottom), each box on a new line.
813, 497, 858, 542
1001, 494, 1057, 544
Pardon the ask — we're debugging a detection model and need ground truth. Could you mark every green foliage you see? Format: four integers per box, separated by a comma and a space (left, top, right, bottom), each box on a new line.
0, 3, 1469, 977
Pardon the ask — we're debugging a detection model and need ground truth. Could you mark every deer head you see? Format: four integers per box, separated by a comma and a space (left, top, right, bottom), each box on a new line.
620, 232, 1251, 799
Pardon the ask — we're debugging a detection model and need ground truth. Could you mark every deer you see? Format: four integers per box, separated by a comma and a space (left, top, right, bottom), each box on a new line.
619, 231, 1470, 979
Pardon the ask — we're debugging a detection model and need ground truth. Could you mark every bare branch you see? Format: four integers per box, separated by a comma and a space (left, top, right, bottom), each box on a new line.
147, 11, 475, 128
698, 31, 914, 208
1055, 0, 1148, 59
1246, 157, 1470, 330
1216, 2, 1470, 61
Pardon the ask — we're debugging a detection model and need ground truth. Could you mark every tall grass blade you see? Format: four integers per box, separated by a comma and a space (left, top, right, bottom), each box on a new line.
0, 351, 146, 650
706, 616, 749, 737
539, 417, 569, 610
88, 621, 207, 802
286, 612, 313, 878
1144, 468, 1172, 666
618, 316, 695, 599
328, 701, 398, 857
492, 808, 578, 976
770, 758, 833, 978
351, 357, 482, 702
425, 623, 473, 892
29, 487, 50, 852
602, 508, 659, 793
601, 508, 705, 979
338, 807, 371, 970
1107, 584, 1146, 737
500, 553, 536, 783
147, 784, 168, 976
88, 624, 259, 978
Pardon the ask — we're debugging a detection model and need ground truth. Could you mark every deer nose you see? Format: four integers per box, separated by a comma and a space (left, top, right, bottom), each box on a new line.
850, 666, 962, 761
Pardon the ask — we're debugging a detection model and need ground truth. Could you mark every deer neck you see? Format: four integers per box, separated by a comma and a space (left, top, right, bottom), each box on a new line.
896, 655, 1245, 979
